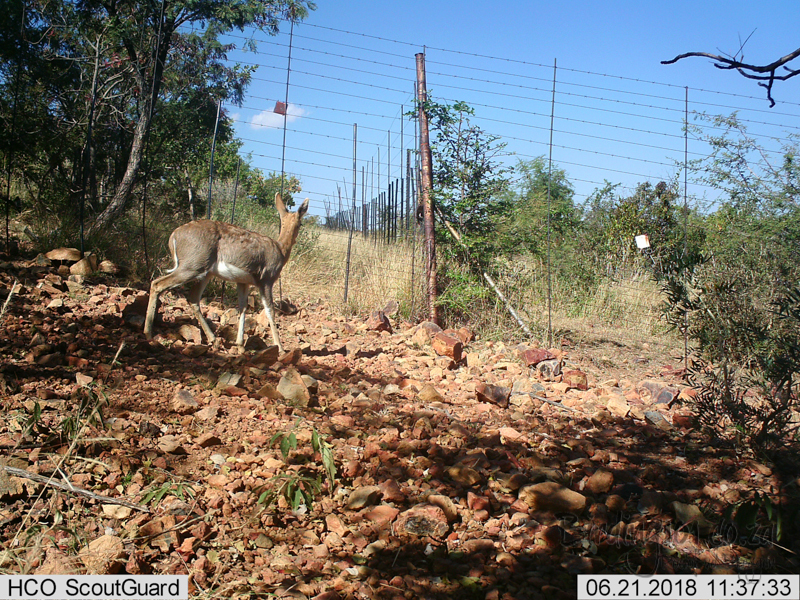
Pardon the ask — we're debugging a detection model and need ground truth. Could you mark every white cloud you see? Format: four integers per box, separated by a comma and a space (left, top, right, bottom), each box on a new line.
250, 103, 307, 129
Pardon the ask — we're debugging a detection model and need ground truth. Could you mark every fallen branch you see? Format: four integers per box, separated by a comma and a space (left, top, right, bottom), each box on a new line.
435, 208, 534, 337
2, 465, 150, 513
1, 279, 20, 320
529, 393, 577, 413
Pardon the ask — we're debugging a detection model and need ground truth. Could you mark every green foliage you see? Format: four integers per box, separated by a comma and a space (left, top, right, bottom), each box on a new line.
258, 471, 322, 513
311, 427, 337, 491
658, 115, 800, 454
257, 420, 337, 513
21, 383, 109, 446
435, 259, 495, 329
501, 157, 580, 257
582, 179, 690, 277
660, 254, 800, 452
141, 481, 196, 507
723, 492, 789, 545
422, 99, 513, 269
0, 0, 314, 242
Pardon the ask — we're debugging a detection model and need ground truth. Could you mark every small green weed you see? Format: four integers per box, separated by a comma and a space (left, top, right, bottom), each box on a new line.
256, 420, 337, 513
141, 481, 196, 507
723, 492, 791, 545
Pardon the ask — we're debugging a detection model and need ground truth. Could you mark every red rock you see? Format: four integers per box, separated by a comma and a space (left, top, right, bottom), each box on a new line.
45, 248, 82, 262
366, 310, 392, 333
224, 386, 248, 397
251, 345, 280, 366
586, 469, 614, 495
312, 592, 341, 600
195, 432, 222, 448
363, 504, 399, 526
415, 321, 442, 341
207, 475, 228, 488
562, 369, 589, 391
378, 479, 406, 503
518, 481, 587, 514
190, 523, 213, 541
462, 538, 494, 553
325, 514, 348, 537
395, 504, 449, 538
456, 327, 475, 344
475, 383, 510, 407
278, 348, 302, 365
522, 347, 556, 367
467, 491, 489, 511
431, 332, 463, 362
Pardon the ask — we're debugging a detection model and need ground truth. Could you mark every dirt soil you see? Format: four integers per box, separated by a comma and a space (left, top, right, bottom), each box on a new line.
1, 254, 799, 600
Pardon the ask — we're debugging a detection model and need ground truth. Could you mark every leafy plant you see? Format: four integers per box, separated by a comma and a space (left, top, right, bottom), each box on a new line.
655, 115, 800, 455
141, 481, 196, 506
20, 383, 109, 445
659, 241, 800, 453
257, 420, 337, 513
257, 471, 323, 513
414, 98, 513, 270
723, 492, 788, 545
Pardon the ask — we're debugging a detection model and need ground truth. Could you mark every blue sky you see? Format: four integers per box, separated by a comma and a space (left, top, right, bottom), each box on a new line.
223, 1, 800, 218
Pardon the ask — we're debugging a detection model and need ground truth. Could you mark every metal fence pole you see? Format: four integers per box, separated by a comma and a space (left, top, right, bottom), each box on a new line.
206, 99, 221, 218
546, 59, 557, 348
344, 124, 357, 303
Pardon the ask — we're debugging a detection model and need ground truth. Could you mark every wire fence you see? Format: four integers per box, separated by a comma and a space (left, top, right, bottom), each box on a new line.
8, 19, 798, 357
194, 23, 797, 354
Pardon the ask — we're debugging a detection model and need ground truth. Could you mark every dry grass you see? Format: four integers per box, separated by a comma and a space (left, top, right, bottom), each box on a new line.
51, 191, 673, 350
280, 226, 428, 321
275, 224, 675, 351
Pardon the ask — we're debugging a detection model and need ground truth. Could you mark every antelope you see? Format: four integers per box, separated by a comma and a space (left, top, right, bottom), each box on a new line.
144, 193, 310, 352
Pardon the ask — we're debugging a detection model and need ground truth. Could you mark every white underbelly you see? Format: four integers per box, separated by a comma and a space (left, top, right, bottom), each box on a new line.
213, 260, 256, 285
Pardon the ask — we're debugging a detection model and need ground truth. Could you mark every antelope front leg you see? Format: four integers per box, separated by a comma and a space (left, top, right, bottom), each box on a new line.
258, 284, 284, 353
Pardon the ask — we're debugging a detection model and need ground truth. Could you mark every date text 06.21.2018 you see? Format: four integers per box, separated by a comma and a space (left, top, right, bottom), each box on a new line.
577, 574, 799, 600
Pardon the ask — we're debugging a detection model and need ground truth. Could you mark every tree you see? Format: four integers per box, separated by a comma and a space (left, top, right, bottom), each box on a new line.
584, 180, 684, 274
662, 43, 800, 107
0, 0, 314, 239
657, 114, 800, 452
425, 99, 513, 268
84, 0, 314, 235
502, 157, 578, 257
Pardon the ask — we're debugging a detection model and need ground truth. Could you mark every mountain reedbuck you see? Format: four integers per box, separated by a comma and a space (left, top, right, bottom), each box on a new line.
144, 193, 310, 352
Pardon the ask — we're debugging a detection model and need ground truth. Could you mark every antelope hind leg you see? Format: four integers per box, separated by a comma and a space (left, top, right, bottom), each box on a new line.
144, 272, 179, 339
186, 276, 216, 343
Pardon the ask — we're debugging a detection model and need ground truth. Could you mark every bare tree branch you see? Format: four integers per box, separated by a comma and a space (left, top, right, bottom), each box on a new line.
662, 46, 800, 107
2, 465, 150, 513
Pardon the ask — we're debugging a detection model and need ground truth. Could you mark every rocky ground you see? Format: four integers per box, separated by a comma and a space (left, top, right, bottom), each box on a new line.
1, 251, 798, 600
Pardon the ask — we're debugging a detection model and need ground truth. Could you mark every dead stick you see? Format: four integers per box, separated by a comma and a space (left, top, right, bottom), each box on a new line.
435, 210, 534, 337
1, 279, 20, 320
2, 465, 150, 513
530, 393, 578, 413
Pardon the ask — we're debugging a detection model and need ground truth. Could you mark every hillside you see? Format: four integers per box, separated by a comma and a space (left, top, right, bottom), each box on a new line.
1, 252, 797, 600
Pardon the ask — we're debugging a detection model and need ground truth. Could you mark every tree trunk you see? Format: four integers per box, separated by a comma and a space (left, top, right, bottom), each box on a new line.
86, 110, 149, 236
416, 53, 438, 325
186, 167, 196, 221
86, 23, 172, 237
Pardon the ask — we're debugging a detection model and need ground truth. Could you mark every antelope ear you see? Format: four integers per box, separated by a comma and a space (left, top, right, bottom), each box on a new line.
275, 192, 287, 217
298, 198, 310, 218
